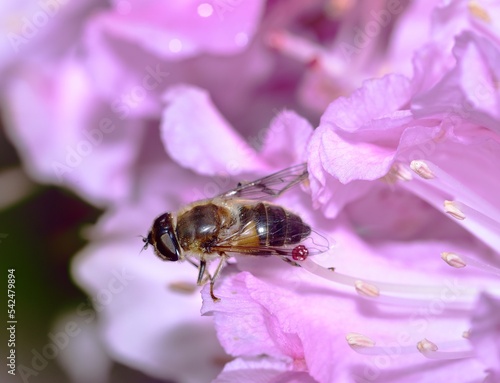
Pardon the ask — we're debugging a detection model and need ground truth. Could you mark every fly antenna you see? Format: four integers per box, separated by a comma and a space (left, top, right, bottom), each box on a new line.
137, 234, 149, 254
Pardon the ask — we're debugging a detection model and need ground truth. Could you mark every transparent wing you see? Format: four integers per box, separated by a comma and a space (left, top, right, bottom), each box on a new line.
210, 217, 330, 257
218, 163, 308, 201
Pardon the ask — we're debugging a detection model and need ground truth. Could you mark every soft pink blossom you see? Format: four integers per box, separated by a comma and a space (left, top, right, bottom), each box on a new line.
0, 0, 104, 76
3, 1, 500, 382
3, 0, 423, 206
3, 55, 142, 206
202, 3, 500, 382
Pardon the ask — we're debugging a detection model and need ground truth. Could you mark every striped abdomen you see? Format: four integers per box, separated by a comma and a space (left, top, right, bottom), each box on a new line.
239, 202, 311, 247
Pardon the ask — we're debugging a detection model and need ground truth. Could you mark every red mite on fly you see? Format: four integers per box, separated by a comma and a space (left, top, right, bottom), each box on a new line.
143, 163, 326, 301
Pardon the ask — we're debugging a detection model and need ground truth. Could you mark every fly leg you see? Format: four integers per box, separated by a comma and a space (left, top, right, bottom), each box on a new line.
186, 255, 228, 301
281, 256, 335, 271
209, 253, 228, 302
280, 256, 301, 267
196, 259, 208, 285
186, 257, 211, 285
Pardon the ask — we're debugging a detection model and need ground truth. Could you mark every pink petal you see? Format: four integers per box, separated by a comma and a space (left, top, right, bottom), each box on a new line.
201, 270, 360, 383
214, 357, 316, 383
430, 1, 500, 50
204, 268, 488, 382
82, 15, 168, 118
314, 125, 398, 183
307, 74, 415, 215
319, 74, 412, 133
412, 32, 500, 132
0, 1, 102, 74
201, 271, 285, 358
306, 129, 371, 217
469, 293, 500, 378
105, 0, 265, 58
160, 85, 269, 175
201, 220, 494, 383
72, 224, 226, 382
307, 116, 410, 216
3, 56, 141, 207
343, 183, 463, 241
259, 110, 314, 168
82, 14, 274, 126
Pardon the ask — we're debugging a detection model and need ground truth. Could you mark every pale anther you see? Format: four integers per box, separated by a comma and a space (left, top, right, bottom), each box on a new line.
396, 165, 413, 181
417, 338, 438, 353
441, 252, 467, 268
354, 280, 380, 297
346, 332, 376, 348
444, 200, 466, 220
410, 160, 435, 179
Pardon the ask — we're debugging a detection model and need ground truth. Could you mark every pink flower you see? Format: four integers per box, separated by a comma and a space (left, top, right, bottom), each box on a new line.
3, 0, 270, 206
3, 55, 142, 206
201, 3, 500, 383
4, 1, 500, 382
3, 0, 427, 207
0, 0, 103, 75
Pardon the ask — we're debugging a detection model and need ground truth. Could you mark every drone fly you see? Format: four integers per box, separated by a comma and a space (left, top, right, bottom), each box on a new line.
144, 163, 326, 301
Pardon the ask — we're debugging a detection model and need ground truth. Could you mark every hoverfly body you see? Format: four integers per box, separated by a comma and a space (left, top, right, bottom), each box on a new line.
143, 163, 327, 301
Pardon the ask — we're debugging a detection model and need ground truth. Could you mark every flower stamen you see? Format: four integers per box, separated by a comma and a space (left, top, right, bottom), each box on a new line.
347, 335, 474, 359
383, 162, 413, 184
400, 160, 500, 249
266, 30, 324, 65
453, 200, 500, 238
354, 280, 380, 297
444, 200, 466, 220
441, 251, 500, 278
265, 30, 352, 81
441, 251, 466, 268
346, 332, 376, 349
349, 341, 419, 356
298, 258, 477, 308
413, 160, 500, 221
416, 338, 438, 353
410, 160, 435, 179
417, 338, 474, 360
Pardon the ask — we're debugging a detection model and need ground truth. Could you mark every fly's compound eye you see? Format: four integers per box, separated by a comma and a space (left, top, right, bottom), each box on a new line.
150, 213, 181, 262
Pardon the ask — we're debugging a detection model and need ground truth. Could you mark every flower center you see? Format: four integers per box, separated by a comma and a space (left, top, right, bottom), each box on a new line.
288, 158, 500, 362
